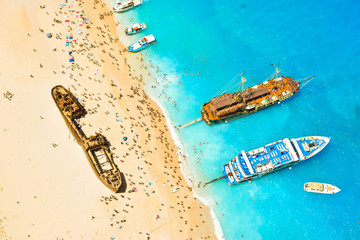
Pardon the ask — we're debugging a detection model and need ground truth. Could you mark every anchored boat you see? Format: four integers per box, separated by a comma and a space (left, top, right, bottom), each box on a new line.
205, 136, 330, 186
128, 34, 156, 52
125, 23, 147, 35
51, 85, 122, 192
113, 0, 142, 13
304, 182, 340, 194
180, 64, 314, 128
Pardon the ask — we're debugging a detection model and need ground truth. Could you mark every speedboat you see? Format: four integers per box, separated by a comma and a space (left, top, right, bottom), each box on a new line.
125, 23, 147, 35
304, 182, 340, 194
113, 0, 142, 13
128, 34, 156, 52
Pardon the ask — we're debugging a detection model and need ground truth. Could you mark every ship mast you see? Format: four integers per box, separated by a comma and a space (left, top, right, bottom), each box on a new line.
240, 71, 247, 93
234, 71, 247, 101
236, 71, 247, 93
270, 61, 281, 79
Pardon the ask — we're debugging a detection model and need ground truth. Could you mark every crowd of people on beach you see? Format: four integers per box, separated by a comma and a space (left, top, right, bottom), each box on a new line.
10, 0, 218, 239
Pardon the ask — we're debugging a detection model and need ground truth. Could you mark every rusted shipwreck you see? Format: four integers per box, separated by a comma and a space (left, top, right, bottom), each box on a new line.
51, 85, 122, 192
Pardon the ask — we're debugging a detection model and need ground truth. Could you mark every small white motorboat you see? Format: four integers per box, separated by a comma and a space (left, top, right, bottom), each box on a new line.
128, 34, 156, 52
113, 0, 142, 13
304, 182, 341, 194
125, 23, 147, 35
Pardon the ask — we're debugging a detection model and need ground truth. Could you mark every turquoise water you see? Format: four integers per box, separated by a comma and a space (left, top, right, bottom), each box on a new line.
113, 0, 360, 239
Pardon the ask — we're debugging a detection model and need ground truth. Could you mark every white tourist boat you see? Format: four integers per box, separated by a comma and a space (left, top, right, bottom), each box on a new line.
304, 182, 340, 194
205, 136, 331, 186
128, 34, 156, 52
125, 23, 147, 35
113, 0, 142, 13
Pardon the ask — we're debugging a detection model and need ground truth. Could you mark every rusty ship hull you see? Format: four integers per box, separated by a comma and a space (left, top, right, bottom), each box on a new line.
51, 85, 122, 193
201, 76, 300, 125
51, 86, 87, 144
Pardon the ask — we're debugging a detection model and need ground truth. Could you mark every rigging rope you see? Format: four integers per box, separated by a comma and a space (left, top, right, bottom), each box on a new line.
266, 72, 275, 81
224, 73, 273, 93
299, 76, 315, 89
300, 79, 312, 89
215, 73, 241, 96
212, 62, 280, 97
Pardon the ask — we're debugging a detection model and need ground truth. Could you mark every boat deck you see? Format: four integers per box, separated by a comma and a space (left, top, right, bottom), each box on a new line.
223, 139, 298, 185
295, 137, 327, 158
249, 141, 292, 166
203, 76, 299, 123
240, 141, 293, 171
223, 136, 329, 185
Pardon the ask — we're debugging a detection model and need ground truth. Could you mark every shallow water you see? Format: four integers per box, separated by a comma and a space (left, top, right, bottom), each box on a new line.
112, 0, 360, 239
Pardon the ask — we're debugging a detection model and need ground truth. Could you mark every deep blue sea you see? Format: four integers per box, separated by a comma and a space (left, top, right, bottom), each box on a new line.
111, 0, 360, 239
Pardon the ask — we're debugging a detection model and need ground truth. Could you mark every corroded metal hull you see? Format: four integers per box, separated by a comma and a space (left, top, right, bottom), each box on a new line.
51, 85, 122, 193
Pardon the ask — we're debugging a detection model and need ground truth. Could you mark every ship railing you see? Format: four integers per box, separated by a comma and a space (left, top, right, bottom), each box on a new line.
229, 161, 240, 182
224, 165, 235, 183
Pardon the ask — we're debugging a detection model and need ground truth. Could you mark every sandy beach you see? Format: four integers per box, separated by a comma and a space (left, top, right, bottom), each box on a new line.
0, 0, 218, 239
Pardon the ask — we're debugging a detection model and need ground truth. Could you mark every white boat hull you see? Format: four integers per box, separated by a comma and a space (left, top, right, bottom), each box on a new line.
222, 136, 330, 185
304, 182, 340, 194
113, 0, 142, 13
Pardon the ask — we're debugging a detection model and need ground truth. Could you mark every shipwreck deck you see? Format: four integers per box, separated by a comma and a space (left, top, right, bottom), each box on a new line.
51, 85, 123, 193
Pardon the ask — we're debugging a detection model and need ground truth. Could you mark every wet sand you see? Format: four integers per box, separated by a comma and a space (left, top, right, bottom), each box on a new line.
0, 0, 218, 239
